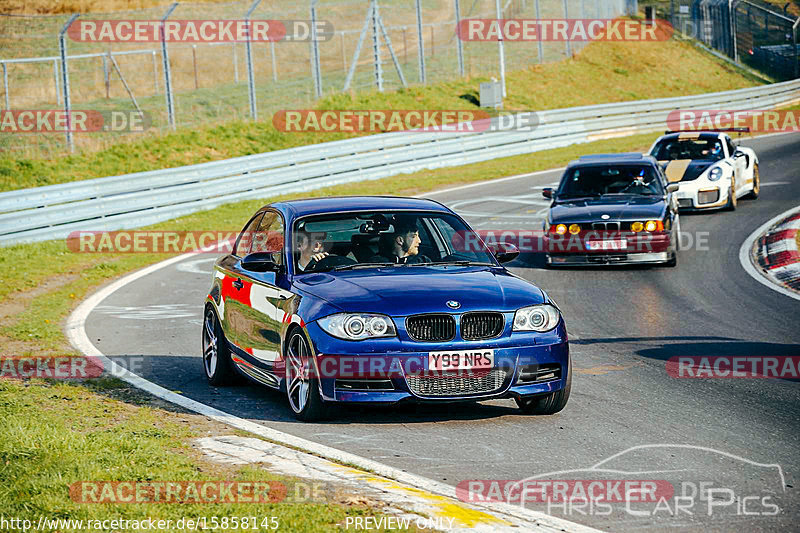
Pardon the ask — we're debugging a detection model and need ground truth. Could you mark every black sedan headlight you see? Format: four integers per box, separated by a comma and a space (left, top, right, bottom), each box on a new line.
513, 304, 560, 332
318, 313, 396, 340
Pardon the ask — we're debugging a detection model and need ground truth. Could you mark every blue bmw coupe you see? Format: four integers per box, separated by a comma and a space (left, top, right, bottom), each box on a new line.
203, 197, 570, 420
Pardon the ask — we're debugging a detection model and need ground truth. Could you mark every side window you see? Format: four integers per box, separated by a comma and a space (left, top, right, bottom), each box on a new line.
234, 213, 263, 256
726, 137, 736, 158
250, 210, 285, 264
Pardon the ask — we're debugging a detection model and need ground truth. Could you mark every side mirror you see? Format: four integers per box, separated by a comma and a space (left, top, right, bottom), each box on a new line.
542, 188, 553, 199
733, 149, 744, 158
666, 183, 680, 193
487, 242, 520, 264
241, 252, 282, 273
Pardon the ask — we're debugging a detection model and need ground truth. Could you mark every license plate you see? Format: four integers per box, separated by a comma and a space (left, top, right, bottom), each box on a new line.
587, 239, 627, 251
428, 349, 494, 371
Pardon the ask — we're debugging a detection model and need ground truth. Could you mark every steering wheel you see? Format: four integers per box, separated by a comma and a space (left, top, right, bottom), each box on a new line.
305, 255, 357, 272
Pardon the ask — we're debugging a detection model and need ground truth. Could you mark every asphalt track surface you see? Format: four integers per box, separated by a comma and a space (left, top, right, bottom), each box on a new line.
85, 133, 800, 532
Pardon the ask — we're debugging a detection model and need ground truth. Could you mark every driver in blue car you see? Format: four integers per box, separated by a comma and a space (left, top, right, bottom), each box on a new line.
295, 230, 329, 271
369, 220, 431, 264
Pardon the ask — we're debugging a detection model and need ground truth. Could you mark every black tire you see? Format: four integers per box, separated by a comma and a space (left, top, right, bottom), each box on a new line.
745, 163, 760, 200
285, 330, 328, 421
202, 307, 237, 386
724, 178, 737, 211
515, 361, 572, 415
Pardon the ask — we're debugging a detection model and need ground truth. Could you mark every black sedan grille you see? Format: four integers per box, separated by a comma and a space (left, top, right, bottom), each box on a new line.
461, 312, 504, 340
591, 222, 621, 231
406, 314, 456, 342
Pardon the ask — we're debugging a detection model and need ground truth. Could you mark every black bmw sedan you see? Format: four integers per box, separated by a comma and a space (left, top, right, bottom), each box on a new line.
541, 153, 681, 266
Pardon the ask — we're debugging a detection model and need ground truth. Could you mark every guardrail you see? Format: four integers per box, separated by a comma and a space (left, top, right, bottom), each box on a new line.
2, 79, 800, 245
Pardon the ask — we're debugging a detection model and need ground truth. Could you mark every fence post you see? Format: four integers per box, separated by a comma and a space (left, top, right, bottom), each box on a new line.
371, 0, 383, 91
2, 62, 8, 110
341, 32, 348, 71
403, 27, 408, 64
245, 0, 262, 119
192, 45, 199, 89
563, 0, 572, 57
59, 14, 79, 153
310, 0, 323, 98
270, 41, 278, 82
53, 59, 62, 105
151, 51, 159, 94
415, 0, 427, 83
495, 0, 507, 97
102, 54, 110, 98
161, 3, 178, 130
455, 0, 464, 77
535, 0, 543, 62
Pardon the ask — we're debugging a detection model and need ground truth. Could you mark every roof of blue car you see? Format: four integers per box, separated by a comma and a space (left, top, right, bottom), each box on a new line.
271, 196, 451, 218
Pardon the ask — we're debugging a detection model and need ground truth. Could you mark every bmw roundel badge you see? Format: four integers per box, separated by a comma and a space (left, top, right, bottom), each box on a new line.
446, 300, 461, 309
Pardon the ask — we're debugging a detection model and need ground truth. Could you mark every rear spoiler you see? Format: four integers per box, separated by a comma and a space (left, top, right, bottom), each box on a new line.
664, 128, 750, 134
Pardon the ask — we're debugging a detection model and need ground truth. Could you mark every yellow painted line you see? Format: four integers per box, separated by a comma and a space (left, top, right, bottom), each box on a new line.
332, 463, 511, 528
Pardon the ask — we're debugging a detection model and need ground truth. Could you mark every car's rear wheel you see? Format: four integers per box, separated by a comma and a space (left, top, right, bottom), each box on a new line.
202, 307, 237, 386
285, 330, 327, 421
745, 163, 760, 199
515, 362, 571, 415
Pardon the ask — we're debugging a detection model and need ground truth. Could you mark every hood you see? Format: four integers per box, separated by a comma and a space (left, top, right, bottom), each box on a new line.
294, 266, 544, 317
659, 159, 714, 182
549, 196, 666, 224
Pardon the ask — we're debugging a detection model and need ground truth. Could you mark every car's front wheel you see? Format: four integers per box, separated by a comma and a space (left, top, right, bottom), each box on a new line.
515, 362, 572, 415
202, 307, 237, 386
285, 330, 327, 421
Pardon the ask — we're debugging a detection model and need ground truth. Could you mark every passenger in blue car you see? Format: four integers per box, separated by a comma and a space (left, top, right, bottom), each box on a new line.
369, 220, 431, 264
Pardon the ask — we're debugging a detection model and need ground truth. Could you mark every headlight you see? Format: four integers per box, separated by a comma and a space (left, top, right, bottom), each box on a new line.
645, 220, 657, 232
318, 313, 396, 340
513, 304, 561, 332
555, 224, 567, 235
631, 221, 644, 232
708, 167, 723, 181
568, 224, 581, 235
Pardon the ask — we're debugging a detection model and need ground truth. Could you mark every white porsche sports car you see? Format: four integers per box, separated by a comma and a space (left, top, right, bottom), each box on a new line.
648, 130, 759, 210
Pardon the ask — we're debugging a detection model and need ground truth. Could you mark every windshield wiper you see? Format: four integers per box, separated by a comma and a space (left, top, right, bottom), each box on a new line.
428, 260, 494, 267
329, 262, 397, 271
558, 194, 601, 200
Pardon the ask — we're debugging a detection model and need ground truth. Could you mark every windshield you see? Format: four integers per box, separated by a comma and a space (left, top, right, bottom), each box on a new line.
292, 211, 496, 273
651, 138, 725, 161
557, 165, 665, 199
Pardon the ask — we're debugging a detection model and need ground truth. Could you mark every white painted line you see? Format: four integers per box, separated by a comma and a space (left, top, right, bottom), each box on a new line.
65, 251, 598, 533
738, 204, 800, 303
425, 167, 565, 197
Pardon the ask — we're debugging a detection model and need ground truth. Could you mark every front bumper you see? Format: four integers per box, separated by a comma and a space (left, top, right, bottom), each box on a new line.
546, 251, 671, 266
675, 184, 728, 210
304, 321, 570, 403
543, 231, 672, 266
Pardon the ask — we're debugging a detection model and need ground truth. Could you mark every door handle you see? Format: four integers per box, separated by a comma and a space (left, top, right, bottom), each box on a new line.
233, 278, 244, 290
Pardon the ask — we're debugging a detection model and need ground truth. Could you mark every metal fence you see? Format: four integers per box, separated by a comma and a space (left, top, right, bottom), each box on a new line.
0, 0, 636, 157
1, 78, 798, 246
650, 0, 800, 80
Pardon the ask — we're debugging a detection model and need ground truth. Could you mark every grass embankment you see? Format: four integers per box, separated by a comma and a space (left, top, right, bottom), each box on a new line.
0, 33, 768, 530
0, 36, 764, 191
